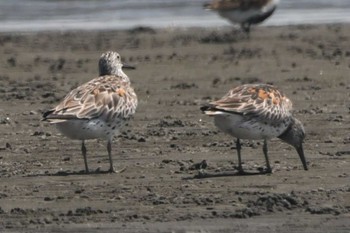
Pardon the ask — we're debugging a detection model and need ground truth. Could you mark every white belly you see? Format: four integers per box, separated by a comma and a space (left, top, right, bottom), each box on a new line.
55, 119, 125, 140
214, 114, 287, 140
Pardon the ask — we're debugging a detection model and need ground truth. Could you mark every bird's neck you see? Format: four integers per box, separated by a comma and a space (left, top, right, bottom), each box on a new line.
100, 67, 130, 83
278, 117, 304, 148
117, 69, 130, 83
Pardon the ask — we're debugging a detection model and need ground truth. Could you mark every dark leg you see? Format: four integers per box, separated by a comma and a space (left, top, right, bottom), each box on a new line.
81, 140, 89, 173
263, 139, 272, 173
107, 139, 114, 173
241, 23, 251, 38
235, 138, 244, 173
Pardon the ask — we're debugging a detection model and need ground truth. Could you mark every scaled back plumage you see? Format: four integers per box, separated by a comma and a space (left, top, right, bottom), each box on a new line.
202, 84, 293, 123
43, 75, 137, 123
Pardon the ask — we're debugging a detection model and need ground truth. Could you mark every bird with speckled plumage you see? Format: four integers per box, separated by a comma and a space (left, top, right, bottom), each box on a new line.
43, 51, 137, 173
201, 83, 308, 174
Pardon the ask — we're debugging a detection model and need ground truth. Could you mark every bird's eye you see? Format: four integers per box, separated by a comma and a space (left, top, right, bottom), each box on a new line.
117, 56, 120, 59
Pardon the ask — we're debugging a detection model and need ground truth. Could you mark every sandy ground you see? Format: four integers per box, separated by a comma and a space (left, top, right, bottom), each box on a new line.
0, 24, 349, 232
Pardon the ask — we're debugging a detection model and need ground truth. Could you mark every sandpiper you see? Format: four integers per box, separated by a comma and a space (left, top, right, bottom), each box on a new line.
201, 83, 307, 174
43, 51, 138, 173
204, 0, 279, 35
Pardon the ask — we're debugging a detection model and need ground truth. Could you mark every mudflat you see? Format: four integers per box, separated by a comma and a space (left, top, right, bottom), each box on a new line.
0, 24, 349, 232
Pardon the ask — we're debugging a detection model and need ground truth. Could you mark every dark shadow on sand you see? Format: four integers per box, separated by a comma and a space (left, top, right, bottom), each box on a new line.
183, 169, 270, 180
24, 169, 125, 177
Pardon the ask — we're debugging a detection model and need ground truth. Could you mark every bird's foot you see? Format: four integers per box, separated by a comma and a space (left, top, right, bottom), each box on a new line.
236, 169, 246, 175
194, 169, 207, 178
189, 160, 208, 170
257, 166, 273, 174
265, 167, 273, 174
234, 165, 245, 175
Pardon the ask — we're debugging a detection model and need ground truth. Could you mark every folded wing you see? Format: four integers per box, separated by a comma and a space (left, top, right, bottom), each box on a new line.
202, 84, 293, 123
43, 75, 137, 123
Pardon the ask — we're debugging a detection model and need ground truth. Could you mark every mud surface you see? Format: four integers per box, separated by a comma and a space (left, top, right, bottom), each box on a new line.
0, 25, 349, 232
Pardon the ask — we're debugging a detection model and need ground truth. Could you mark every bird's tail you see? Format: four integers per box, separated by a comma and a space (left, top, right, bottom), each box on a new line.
42, 109, 55, 121
42, 109, 69, 123
200, 104, 225, 116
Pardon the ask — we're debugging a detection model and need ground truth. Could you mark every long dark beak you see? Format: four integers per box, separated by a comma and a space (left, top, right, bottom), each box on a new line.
122, 63, 136, 70
296, 144, 308, 170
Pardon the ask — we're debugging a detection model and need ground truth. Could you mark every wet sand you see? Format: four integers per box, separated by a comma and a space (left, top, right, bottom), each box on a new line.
0, 24, 349, 232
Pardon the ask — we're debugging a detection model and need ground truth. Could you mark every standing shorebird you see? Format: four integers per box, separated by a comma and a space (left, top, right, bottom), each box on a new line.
203, 0, 279, 35
201, 84, 308, 174
43, 51, 138, 173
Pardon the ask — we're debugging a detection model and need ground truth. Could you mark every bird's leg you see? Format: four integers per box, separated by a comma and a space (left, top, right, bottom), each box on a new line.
235, 138, 244, 174
107, 139, 126, 173
81, 140, 89, 173
107, 139, 115, 173
263, 139, 272, 173
241, 23, 251, 38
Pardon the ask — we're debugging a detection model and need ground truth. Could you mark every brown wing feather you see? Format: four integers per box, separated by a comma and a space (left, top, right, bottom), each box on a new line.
45, 75, 137, 123
209, 84, 293, 123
